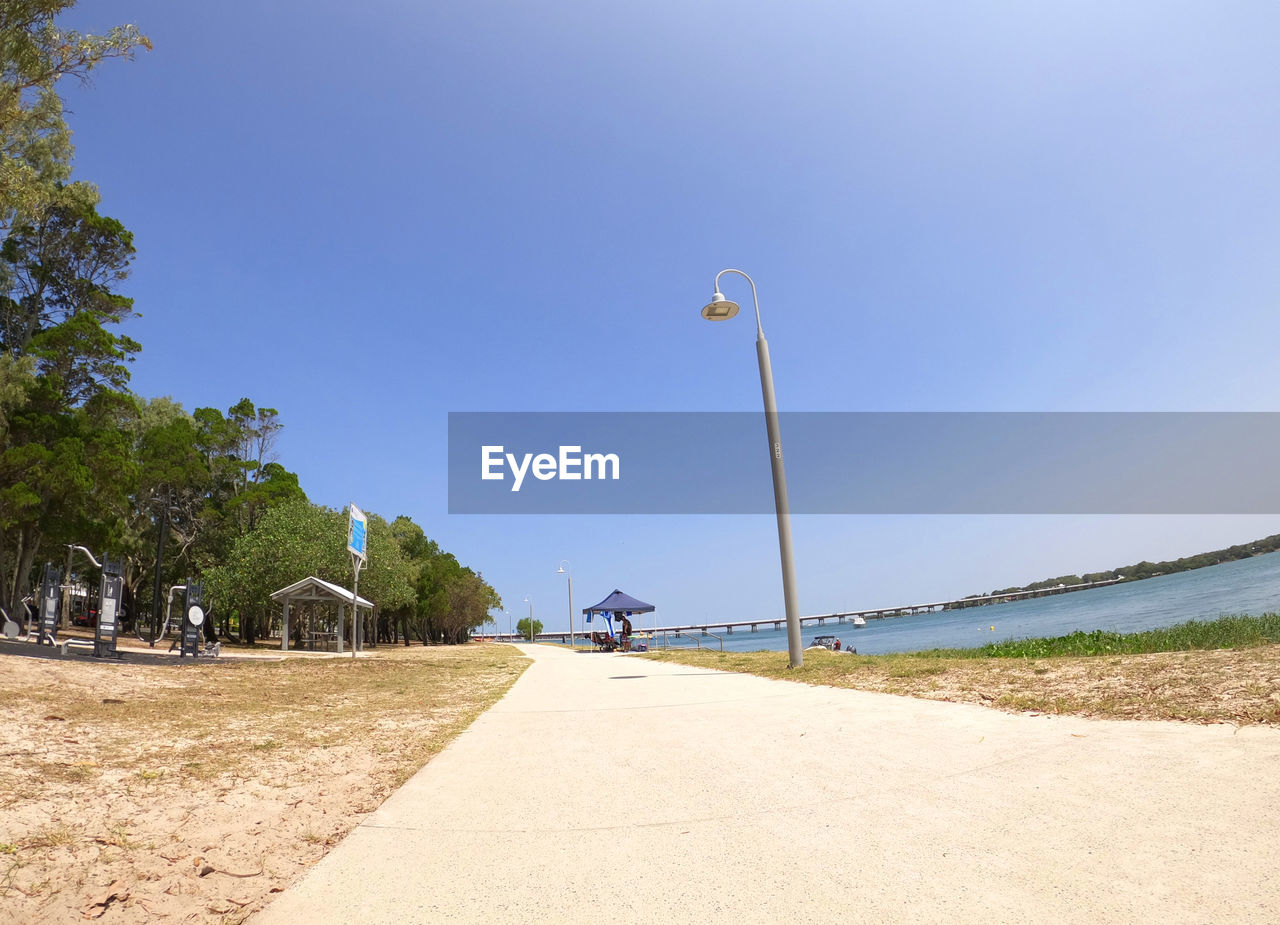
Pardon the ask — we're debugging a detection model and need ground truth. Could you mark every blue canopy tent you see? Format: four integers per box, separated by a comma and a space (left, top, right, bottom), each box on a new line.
582, 589, 655, 649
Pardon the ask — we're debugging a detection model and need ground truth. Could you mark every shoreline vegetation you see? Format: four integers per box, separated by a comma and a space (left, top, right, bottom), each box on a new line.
643, 615, 1280, 725
967, 533, 1280, 602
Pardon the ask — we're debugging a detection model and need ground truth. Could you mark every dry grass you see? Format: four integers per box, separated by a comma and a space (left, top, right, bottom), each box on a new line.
0, 642, 528, 923
643, 644, 1280, 725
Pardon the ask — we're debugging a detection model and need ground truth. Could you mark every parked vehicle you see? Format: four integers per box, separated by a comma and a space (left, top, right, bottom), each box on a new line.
70, 603, 98, 627
807, 634, 854, 653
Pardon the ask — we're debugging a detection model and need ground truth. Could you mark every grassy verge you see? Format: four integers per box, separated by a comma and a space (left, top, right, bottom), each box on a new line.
916, 614, 1280, 659
642, 615, 1280, 725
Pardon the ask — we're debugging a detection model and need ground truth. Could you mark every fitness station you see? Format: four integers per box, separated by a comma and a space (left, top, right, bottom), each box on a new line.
0, 542, 217, 664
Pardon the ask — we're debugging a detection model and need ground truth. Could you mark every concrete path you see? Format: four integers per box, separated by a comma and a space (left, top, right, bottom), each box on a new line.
255, 644, 1280, 924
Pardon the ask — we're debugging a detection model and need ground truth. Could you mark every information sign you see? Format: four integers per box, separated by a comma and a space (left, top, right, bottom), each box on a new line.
347, 504, 367, 562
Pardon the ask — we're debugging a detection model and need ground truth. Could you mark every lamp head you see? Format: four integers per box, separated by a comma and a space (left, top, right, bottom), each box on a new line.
701, 291, 740, 321
556, 566, 565, 574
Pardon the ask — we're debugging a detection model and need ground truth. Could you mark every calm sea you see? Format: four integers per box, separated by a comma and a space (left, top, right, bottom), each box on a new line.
656, 550, 1280, 655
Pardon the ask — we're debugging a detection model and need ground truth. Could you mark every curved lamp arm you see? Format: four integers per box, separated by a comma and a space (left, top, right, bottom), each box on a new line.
713, 268, 764, 336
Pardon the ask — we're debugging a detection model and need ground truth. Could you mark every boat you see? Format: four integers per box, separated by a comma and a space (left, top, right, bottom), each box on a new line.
850, 615, 867, 628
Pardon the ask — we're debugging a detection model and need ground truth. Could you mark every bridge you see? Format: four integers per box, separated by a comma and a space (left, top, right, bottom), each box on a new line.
481, 578, 1125, 643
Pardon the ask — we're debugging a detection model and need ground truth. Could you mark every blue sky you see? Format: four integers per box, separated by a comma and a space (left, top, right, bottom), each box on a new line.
57, 1, 1280, 631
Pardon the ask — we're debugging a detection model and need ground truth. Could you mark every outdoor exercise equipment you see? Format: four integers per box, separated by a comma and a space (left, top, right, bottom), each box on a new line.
142, 583, 183, 645
61, 544, 124, 659
1, 605, 18, 639
179, 579, 204, 658
36, 562, 60, 645
94, 556, 124, 659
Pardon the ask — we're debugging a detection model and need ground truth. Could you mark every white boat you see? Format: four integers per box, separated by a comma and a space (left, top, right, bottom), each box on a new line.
850, 615, 867, 628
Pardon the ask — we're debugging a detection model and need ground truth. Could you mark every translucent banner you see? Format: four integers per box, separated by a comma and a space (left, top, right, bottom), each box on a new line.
447, 412, 1280, 514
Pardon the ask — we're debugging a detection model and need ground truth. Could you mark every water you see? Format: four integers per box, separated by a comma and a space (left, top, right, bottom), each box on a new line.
669, 550, 1280, 655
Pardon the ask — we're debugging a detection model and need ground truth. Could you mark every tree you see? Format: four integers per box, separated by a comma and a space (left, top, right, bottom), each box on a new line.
205, 500, 415, 646
205, 500, 346, 644
354, 512, 415, 645
386, 514, 500, 645
120, 401, 210, 634
0, 352, 35, 441
0, 197, 139, 617
1, 2, 150, 229
0, 2, 147, 619
516, 616, 542, 639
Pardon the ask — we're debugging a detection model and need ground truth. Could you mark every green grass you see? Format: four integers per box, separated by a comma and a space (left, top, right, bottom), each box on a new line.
909, 613, 1280, 659
642, 614, 1280, 724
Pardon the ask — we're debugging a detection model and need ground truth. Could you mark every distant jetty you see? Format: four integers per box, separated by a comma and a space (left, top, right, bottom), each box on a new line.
497, 578, 1126, 641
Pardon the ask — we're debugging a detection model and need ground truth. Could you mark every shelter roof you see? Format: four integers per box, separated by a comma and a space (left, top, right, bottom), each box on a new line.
582, 589, 655, 614
270, 576, 373, 609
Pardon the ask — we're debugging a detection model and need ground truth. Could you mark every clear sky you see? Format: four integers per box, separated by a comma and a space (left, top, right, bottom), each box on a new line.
57, 1, 1280, 631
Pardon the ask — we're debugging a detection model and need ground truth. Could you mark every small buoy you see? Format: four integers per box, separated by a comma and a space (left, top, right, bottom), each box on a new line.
990, 626, 994, 631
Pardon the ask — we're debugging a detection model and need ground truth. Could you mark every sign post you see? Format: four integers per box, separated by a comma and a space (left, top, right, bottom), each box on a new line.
94, 557, 123, 659
347, 504, 368, 658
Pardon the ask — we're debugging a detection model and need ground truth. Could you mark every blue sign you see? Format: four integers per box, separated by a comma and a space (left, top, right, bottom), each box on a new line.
348, 504, 368, 561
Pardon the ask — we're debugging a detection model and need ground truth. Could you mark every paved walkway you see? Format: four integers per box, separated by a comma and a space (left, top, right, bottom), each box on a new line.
255, 644, 1280, 923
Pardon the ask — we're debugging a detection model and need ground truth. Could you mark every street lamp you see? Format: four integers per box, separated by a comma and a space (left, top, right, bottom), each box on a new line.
523, 595, 534, 642
701, 268, 804, 668
557, 561, 574, 649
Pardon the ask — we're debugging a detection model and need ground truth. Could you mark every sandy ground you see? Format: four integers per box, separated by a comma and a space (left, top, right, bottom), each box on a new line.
2, 637, 1275, 922
0, 641, 527, 924
256, 643, 1280, 924
914, 645, 1280, 722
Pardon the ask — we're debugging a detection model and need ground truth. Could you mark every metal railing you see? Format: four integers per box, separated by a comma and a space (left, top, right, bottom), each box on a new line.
659, 630, 724, 651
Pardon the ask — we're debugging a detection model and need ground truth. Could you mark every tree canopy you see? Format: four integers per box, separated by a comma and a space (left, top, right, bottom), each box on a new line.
0, 4, 498, 646
1, 2, 149, 228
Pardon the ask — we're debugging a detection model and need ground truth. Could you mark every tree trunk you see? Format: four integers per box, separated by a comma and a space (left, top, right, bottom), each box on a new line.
10, 524, 40, 620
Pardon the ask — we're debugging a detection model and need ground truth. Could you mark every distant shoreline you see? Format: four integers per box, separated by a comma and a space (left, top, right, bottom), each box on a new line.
968, 534, 1280, 602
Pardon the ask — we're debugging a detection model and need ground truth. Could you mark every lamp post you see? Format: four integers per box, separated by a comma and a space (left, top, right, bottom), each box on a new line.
557, 561, 574, 648
503, 608, 511, 640
523, 595, 534, 642
701, 269, 804, 668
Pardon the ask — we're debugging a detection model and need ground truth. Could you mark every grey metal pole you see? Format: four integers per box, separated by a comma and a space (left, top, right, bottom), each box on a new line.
351, 556, 362, 659
559, 562, 575, 648
149, 501, 169, 646
708, 269, 804, 669
528, 599, 535, 641
756, 332, 804, 668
